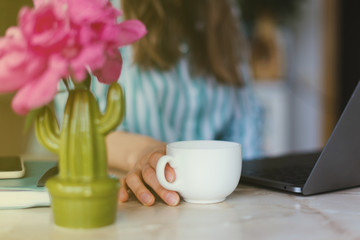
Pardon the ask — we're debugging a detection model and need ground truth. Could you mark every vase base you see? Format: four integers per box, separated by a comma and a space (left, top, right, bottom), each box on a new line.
47, 176, 119, 229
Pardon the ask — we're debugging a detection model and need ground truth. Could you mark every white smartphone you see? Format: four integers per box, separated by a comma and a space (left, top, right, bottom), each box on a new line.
0, 156, 25, 179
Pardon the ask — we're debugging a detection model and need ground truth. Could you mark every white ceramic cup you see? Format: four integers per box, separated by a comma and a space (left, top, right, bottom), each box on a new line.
156, 140, 242, 204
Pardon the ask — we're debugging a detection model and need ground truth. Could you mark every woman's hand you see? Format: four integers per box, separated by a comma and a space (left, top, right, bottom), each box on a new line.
106, 131, 180, 206
119, 149, 180, 206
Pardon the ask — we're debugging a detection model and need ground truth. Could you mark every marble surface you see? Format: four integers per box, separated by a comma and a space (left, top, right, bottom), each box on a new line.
2, 184, 360, 240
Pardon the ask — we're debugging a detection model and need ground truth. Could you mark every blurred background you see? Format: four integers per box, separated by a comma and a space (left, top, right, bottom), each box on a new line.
0, 0, 358, 157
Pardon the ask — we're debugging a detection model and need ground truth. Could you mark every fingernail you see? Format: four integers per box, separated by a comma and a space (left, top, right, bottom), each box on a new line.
119, 190, 124, 200
119, 189, 127, 202
140, 193, 153, 205
165, 170, 174, 182
165, 192, 179, 206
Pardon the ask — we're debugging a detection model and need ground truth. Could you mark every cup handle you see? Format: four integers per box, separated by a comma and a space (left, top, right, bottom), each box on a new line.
156, 155, 180, 191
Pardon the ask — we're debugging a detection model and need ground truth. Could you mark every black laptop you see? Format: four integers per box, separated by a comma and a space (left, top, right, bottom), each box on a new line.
240, 81, 360, 195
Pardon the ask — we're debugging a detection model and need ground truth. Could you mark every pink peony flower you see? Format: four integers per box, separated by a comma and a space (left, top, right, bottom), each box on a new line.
0, 0, 147, 115
19, 4, 69, 55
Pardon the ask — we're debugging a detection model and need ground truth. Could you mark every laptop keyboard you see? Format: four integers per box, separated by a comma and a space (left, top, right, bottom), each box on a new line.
243, 166, 313, 185
241, 151, 321, 186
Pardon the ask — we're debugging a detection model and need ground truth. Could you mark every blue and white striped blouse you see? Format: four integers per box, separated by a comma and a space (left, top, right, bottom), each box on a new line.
55, 46, 264, 159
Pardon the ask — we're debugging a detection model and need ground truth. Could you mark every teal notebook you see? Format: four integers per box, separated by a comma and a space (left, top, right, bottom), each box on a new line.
0, 161, 57, 209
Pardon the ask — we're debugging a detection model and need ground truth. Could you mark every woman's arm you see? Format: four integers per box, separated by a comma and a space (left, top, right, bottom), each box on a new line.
106, 131, 180, 206
106, 131, 165, 171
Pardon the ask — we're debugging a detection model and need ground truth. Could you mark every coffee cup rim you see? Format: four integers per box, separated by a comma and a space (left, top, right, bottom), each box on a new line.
167, 140, 241, 150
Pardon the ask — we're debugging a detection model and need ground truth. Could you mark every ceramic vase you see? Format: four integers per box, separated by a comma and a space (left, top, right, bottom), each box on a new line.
35, 82, 124, 228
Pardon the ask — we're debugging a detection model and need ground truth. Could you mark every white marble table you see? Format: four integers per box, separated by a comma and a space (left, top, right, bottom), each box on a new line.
1, 184, 360, 240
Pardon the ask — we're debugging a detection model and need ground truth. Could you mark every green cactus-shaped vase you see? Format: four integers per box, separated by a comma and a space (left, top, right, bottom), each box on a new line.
35, 82, 124, 229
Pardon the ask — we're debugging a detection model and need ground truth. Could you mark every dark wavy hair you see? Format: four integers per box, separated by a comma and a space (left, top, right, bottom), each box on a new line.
121, 0, 245, 86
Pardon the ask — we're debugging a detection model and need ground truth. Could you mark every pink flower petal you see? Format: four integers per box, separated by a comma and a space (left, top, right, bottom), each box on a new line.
12, 76, 59, 115
0, 53, 29, 92
66, 0, 119, 24
11, 56, 67, 115
32, 0, 47, 8
0, 33, 31, 92
70, 43, 106, 82
116, 20, 147, 47
93, 47, 122, 84
78, 25, 97, 45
